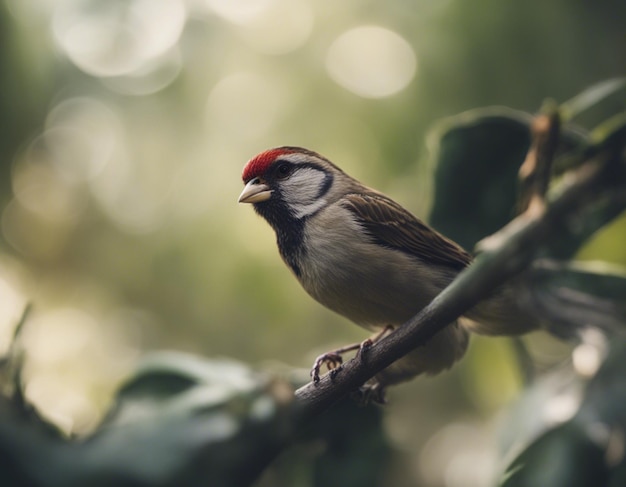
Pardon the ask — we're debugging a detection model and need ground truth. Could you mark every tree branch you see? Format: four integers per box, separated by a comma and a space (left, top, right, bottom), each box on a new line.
293, 124, 626, 423
517, 102, 561, 215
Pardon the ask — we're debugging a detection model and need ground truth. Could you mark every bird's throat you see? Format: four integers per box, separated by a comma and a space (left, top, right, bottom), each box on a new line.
254, 202, 306, 277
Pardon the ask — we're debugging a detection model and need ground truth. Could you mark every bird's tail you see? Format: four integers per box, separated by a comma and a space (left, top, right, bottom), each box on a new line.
461, 283, 542, 336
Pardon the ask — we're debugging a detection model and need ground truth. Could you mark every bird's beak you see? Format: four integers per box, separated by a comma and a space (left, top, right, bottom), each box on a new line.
238, 178, 272, 204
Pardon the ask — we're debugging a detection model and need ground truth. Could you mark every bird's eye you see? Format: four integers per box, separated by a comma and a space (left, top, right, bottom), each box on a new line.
275, 162, 292, 179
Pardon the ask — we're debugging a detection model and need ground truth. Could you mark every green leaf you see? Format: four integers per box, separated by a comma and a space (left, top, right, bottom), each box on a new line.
428, 107, 532, 249
101, 352, 265, 427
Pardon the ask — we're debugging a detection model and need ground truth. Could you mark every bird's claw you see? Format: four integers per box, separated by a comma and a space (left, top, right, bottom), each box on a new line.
357, 338, 373, 358
311, 328, 394, 383
311, 352, 344, 383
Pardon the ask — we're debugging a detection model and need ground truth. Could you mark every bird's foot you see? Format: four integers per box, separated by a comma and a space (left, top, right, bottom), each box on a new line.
311, 351, 345, 383
311, 326, 395, 383
311, 339, 366, 382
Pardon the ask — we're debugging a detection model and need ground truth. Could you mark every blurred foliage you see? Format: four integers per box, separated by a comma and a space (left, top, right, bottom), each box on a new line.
0, 0, 626, 486
0, 338, 390, 487
429, 78, 626, 252
520, 261, 626, 338
501, 339, 626, 487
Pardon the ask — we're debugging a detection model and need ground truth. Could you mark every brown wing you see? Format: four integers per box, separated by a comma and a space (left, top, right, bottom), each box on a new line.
342, 192, 472, 270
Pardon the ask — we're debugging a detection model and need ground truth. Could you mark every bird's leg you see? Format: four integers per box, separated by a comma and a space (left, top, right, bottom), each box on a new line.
311, 342, 361, 383
311, 325, 395, 383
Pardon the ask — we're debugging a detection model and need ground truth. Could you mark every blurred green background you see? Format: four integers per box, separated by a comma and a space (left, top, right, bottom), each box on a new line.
0, 0, 624, 485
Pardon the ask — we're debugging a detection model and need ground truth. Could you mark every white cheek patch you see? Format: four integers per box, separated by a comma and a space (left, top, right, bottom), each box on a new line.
293, 198, 328, 219
282, 167, 328, 219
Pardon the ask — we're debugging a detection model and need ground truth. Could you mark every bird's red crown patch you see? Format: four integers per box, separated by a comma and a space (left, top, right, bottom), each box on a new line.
242, 148, 296, 182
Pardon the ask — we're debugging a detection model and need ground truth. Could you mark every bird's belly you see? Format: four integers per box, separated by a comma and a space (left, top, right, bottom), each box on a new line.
296, 240, 455, 330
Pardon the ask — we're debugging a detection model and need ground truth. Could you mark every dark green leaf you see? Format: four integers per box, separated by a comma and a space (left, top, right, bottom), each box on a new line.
428, 108, 532, 249
501, 422, 608, 487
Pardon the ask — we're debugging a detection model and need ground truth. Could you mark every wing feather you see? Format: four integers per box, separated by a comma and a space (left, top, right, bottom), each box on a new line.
342, 192, 472, 270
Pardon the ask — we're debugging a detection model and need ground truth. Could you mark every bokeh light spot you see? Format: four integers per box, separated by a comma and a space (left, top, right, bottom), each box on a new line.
89, 149, 170, 234
52, 0, 186, 78
237, 0, 314, 55
44, 97, 120, 182
419, 422, 496, 487
203, 0, 273, 24
100, 48, 183, 96
12, 148, 86, 225
326, 26, 417, 98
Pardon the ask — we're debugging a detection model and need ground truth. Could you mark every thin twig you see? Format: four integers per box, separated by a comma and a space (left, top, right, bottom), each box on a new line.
517, 103, 561, 215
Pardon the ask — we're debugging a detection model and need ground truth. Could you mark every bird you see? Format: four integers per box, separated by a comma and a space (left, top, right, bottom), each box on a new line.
238, 146, 539, 396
